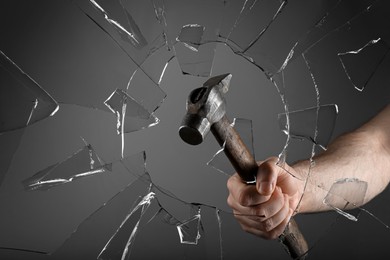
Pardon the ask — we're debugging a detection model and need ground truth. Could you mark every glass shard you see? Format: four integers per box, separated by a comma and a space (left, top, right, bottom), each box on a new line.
104, 88, 159, 134
177, 24, 205, 51
338, 38, 390, 91
126, 69, 166, 114
98, 192, 157, 260
161, 0, 223, 76
234, 0, 337, 76
104, 88, 159, 157
278, 104, 338, 149
75, 0, 165, 68
155, 207, 181, 226
220, 0, 287, 53
288, 0, 373, 62
139, 47, 175, 85
89, 0, 147, 49
207, 118, 255, 176
22, 142, 112, 191
176, 208, 202, 245
0, 50, 58, 133
324, 178, 368, 221
174, 41, 217, 77
52, 172, 153, 259
120, 151, 147, 180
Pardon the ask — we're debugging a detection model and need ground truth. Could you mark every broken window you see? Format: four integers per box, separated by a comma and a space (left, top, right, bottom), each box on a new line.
1, 0, 390, 259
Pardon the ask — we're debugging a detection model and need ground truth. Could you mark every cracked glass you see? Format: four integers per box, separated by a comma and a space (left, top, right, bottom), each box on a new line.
1, 0, 390, 259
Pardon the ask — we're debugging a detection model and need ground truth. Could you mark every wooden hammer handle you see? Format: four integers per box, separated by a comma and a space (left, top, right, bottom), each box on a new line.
211, 115, 308, 259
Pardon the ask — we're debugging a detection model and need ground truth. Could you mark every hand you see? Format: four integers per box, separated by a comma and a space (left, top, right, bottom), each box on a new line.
227, 157, 302, 239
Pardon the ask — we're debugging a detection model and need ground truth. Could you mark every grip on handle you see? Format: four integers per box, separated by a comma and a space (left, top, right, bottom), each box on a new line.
211, 115, 308, 259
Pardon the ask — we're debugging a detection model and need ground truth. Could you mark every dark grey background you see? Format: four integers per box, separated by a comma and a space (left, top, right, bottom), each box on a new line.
0, 0, 390, 259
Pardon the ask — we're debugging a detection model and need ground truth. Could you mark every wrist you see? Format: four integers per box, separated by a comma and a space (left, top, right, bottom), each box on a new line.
291, 159, 325, 214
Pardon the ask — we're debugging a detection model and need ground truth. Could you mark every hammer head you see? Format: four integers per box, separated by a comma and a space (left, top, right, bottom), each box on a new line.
179, 73, 232, 145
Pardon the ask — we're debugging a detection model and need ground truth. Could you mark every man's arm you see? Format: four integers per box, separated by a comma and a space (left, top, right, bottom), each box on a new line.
227, 105, 390, 239
298, 104, 390, 212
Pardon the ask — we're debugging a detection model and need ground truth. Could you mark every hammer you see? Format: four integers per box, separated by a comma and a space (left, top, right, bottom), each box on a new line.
179, 74, 308, 259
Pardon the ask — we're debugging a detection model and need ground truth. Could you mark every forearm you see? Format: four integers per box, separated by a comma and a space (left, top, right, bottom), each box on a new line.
296, 105, 390, 213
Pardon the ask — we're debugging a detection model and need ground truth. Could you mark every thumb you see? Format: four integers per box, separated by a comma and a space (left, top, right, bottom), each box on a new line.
256, 158, 280, 196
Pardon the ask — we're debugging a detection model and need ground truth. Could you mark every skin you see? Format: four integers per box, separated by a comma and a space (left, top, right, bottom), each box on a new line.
227, 104, 390, 239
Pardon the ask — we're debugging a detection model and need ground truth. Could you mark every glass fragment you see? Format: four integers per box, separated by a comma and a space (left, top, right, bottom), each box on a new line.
22, 141, 112, 191
237, 0, 338, 76
161, 0, 223, 76
338, 38, 390, 91
89, 0, 147, 49
104, 88, 159, 134
278, 104, 338, 149
177, 24, 205, 51
323, 178, 368, 221
104, 88, 159, 157
125, 69, 166, 113
176, 208, 202, 245
52, 172, 154, 259
75, 0, 165, 68
0, 50, 58, 133
98, 192, 157, 260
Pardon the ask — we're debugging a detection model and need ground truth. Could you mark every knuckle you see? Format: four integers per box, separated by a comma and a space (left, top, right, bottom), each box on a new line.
263, 218, 273, 232
238, 192, 250, 206
251, 206, 266, 218
226, 176, 235, 190
260, 157, 278, 170
227, 195, 234, 207
258, 160, 273, 173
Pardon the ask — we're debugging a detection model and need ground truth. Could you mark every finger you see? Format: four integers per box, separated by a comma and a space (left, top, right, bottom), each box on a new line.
227, 174, 271, 206
235, 216, 268, 238
227, 194, 267, 217
261, 194, 290, 232
255, 186, 285, 219
233, 210, 290, 240
227, 186, 283, 222
264, 209, 294, 240
233, 210, 264, 230
256, 157, 280, 196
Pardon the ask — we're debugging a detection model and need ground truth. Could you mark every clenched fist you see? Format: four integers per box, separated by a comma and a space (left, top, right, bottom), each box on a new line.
227, 157, 303, 239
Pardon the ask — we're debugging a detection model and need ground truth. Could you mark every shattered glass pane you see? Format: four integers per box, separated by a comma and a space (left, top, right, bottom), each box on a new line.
324, 178, 368, 221
1, 0, 390, 259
